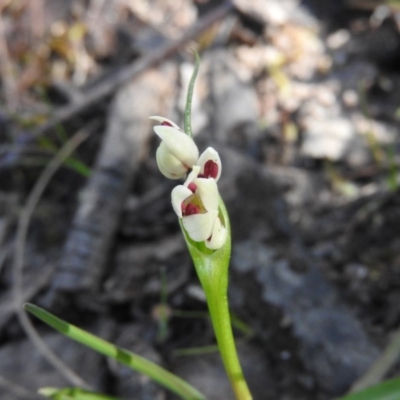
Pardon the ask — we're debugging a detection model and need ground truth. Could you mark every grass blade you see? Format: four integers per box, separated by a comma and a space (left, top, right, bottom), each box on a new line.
338, 377, 400, 400
24, 303, 205, 400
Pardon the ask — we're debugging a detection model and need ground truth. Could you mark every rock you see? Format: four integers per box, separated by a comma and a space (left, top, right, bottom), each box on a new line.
0, 333, 106, 400
170, 342, 275, 400
109, 323, 165, 400
301, 117, 355, 161
104, 234, 187, 302
231, 240, 380, 395
207, 49, 261, 156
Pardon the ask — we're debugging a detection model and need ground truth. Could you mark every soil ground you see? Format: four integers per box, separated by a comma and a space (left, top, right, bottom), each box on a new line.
1, 1, 400, 399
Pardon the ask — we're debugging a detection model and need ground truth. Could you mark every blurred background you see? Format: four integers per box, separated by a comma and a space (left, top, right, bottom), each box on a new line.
1, 0, 400, 399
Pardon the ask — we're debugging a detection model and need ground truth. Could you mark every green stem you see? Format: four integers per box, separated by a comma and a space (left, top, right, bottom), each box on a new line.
205, 284, 252, 400
180, 52, 252, 399
184, 200, 252, 400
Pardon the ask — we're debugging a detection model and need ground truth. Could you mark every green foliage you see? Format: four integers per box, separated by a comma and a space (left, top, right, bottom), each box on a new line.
183, 50, 200, 138
337, 377, 400, 400
37, 136, 91, 177
39, 387, 122, 400
25, 303, 205, 400
386, 145, 399, 191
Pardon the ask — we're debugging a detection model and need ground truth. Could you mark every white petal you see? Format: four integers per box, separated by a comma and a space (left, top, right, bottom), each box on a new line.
149, 116, 181, 130
206, 217, 227, 250
156, 144, 187, 179
195, 178, 219, 212
184, 165, 201, 186
154, 126, 199, 168
182, 210, 218, 242
171, 185, 192, 217
197, 147, 222, 181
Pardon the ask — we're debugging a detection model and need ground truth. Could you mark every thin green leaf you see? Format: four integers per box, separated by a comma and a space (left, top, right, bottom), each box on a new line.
63, 158, 91, 177
174, 345, 219, 357
337, 377, 400, 400
24, 303, 205, 400
37, 135, 91, 177
183, 51, 200, 138
386, 145, 398, 191
38, 136, 58, 151
39, 387, 122, 400
230, 314, 253, 338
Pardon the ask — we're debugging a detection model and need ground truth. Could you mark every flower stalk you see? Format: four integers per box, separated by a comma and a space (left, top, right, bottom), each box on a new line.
151, 51, 252, 400
181, 199, 252, 400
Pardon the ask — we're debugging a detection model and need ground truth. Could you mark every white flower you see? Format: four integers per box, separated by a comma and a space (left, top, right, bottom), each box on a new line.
197, 147, 222, 182
150, 116, 199, 179
151, 116, 226, 249
171, 166, 227, 249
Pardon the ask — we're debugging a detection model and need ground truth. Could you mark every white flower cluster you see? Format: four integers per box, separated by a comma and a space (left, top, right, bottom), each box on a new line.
150, 116, 227, 250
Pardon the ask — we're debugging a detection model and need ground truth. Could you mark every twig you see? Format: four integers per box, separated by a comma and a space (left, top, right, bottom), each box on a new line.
0, 374, 42, 400
28, 0, 45, 39
0, 5, 17, 112
0, 216, 10, 276
12, 123, 98, 390
30, 0, 233, 138
52, 66, 176, 294
350, 325, 400, 392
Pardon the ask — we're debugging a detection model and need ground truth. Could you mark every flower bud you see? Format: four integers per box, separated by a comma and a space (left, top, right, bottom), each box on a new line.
150, 116, 199, 180
205, 216, 227, 249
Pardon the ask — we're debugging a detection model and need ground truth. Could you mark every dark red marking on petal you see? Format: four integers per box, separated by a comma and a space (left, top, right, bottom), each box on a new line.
161, 121, 173, 127
203, 160, 219, 179
188, 182, 197, 193
183, 203, 200, 216
181, 202, 187, 213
